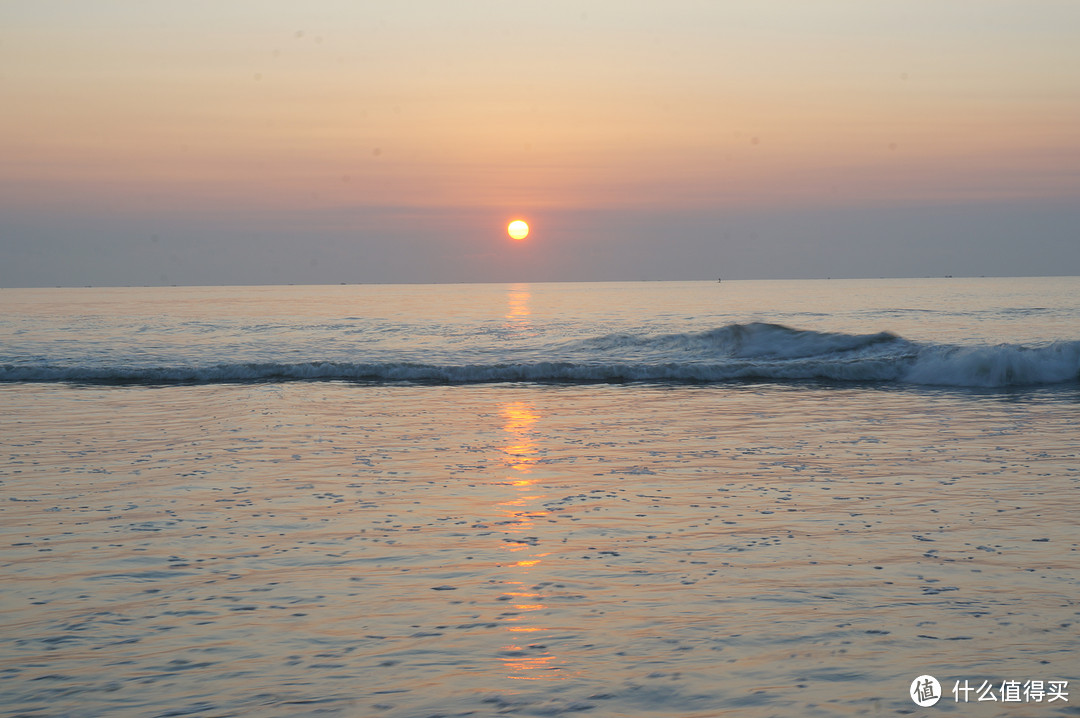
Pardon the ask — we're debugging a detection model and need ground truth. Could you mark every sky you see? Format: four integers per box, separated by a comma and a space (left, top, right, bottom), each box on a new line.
2, 0, 1079, 286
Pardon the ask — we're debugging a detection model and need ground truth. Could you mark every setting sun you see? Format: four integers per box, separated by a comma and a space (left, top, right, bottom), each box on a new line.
507, 220, 530, 241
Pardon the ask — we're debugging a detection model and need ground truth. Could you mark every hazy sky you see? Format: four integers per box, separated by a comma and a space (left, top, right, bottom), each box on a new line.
3, 0, 1078, 286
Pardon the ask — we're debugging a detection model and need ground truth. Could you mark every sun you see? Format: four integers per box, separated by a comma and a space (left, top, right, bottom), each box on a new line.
507, 220, 530, 241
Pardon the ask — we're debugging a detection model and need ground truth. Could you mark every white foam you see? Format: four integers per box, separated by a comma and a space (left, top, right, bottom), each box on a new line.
902, 341, 1080, 387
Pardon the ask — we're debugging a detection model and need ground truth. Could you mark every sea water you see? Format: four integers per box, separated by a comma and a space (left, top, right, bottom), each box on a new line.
1, 278, 1078, 717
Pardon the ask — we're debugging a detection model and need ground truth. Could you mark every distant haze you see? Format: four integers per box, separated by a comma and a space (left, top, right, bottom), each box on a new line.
3, 1, 1078, 286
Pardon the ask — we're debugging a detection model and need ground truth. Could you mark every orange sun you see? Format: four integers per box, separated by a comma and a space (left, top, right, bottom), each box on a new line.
507, 220, 530, 241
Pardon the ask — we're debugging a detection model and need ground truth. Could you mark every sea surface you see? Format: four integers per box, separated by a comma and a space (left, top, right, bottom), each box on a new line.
1, 278, 1078, 717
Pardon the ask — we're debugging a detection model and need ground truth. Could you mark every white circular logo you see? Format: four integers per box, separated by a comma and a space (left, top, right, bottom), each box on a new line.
910, 675, 942, 707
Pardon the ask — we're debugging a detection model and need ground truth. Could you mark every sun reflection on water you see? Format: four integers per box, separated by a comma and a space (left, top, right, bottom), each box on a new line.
504, 283, 532, 326
493, 398, 566, 681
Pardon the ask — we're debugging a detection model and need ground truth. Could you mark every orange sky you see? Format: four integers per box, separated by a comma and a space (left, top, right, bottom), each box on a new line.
5, 1, 1078, 211
2, 1, 1079, 284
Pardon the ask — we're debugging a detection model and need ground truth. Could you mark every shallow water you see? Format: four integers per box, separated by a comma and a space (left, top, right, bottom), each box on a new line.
2, 278, 1078, 716
3, 380, 1078, 716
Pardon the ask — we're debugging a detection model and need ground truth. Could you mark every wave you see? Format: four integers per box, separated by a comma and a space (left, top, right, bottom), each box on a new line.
903, 342, 1080, 387
573, 322, 905, 359
2, 324, 1077, 388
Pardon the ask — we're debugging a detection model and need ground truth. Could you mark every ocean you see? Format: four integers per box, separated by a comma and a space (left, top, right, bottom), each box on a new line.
1, 277, 1078, 717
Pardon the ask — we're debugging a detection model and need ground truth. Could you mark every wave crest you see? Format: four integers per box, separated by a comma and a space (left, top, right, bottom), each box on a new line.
2, 324, 1077, 388
903, 341, 1080, 387
578, 323, 905, 360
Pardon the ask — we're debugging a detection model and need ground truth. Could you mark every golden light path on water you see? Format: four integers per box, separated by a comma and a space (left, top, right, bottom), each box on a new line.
497, 399, 564, 680
496, 284, 564, 681
504, 284, 532, 325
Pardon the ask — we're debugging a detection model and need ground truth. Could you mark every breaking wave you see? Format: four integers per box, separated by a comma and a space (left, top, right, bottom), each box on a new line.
2, 323, 1077, 388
